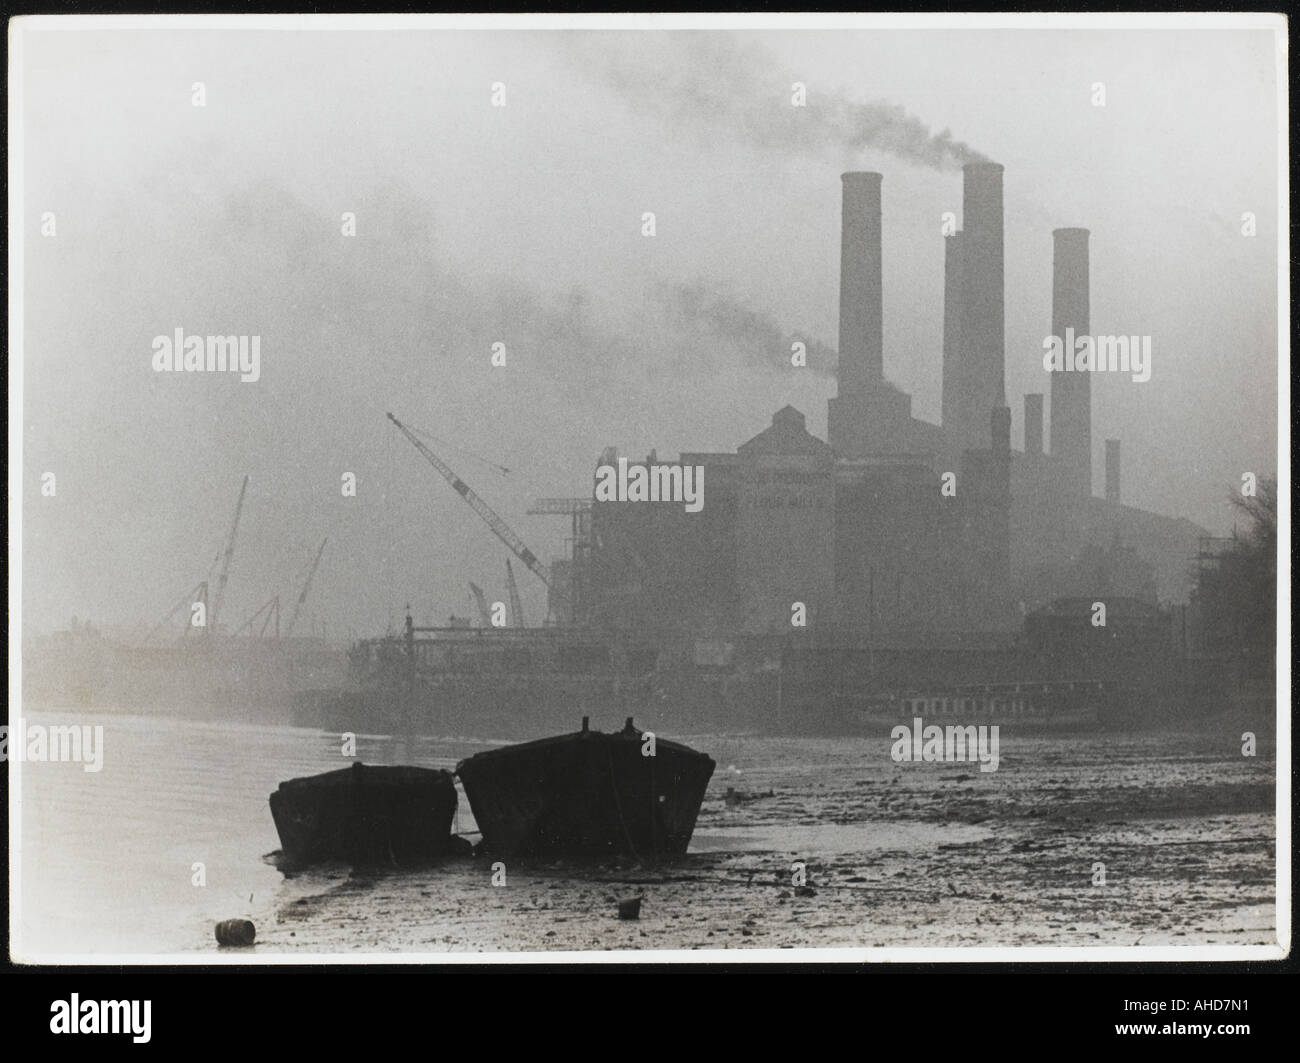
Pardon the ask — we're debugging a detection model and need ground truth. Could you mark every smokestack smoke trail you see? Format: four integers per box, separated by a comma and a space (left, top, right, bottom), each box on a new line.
565, 32, 989, 170
654, 281, 837, 375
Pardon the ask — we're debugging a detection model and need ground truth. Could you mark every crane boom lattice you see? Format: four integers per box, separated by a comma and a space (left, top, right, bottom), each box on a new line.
387, 412, 552, 590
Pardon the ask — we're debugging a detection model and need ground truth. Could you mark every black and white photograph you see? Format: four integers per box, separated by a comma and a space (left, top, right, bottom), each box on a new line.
7, 12, 1288, 976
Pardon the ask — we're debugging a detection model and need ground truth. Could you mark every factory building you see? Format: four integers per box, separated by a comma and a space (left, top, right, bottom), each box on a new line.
585, 164, 1206, 640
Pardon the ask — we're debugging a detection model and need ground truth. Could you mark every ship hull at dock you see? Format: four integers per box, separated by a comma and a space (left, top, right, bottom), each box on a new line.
456, 720, 715, 859
291, 625, 1212, 738
859, 709, 1099, 732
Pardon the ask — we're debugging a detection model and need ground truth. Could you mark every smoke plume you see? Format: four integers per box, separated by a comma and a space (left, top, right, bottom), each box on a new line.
652, 281, 836, 375
565, 31, 988, 170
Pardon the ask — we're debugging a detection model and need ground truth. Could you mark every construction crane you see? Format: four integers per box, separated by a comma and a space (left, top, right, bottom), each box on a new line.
387, 412, 554, 595
232, 595, 280, 639
468, 582, 492, 627
142, 581, 209, 645
505, 560, 524, 628
210, 475, 249, 635
285, 538, 328, 638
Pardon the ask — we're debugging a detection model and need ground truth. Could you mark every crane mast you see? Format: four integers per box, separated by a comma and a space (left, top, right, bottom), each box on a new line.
387, 412, 551, 589
285, 538, 328, 638
233, 595, 280, 639
142, 581, 208, 644
505, 560, 524, 628
211, 475, 249, 635
468, 582, 492, 627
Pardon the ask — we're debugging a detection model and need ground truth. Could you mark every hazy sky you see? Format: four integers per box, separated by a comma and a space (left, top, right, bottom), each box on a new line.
17, 22, 1282, 635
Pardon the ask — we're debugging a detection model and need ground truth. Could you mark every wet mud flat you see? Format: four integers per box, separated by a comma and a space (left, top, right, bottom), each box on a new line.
235, 730, 1276, 953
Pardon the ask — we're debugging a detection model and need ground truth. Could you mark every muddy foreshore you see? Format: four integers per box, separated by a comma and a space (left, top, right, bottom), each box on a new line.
227, 728, 1275, 953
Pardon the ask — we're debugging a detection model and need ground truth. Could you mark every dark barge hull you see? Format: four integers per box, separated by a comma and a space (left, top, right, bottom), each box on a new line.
269, 762, 457, 865
455, 718, 715, 859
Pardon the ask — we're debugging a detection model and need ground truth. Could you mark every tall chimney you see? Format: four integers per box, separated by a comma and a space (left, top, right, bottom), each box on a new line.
1050, 228, 1092, 496
991, 405, 1011, 455
1105, 438, 1121, 503
959, 163, 1006, 451
1024, 393, 1044, 456
837, 172, 883, 398
941, 231, 966, 438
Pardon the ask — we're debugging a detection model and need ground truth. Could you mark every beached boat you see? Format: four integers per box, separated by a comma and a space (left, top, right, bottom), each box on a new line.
456, 717, 715, 859
269, 762, 458, 866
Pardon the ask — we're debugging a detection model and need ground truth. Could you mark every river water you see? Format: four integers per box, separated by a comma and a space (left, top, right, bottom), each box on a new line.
15, 711, 465, 956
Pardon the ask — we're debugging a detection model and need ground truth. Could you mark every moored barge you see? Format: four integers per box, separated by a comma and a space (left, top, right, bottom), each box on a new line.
269, 762, 458, 866
456, 717, 715, 859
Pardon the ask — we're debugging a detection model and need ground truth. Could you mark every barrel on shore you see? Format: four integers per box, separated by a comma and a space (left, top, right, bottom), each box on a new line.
215, 918, 256, 946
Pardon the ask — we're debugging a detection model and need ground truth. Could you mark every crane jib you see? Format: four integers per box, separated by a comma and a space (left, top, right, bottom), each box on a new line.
389, 411, 559, 597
